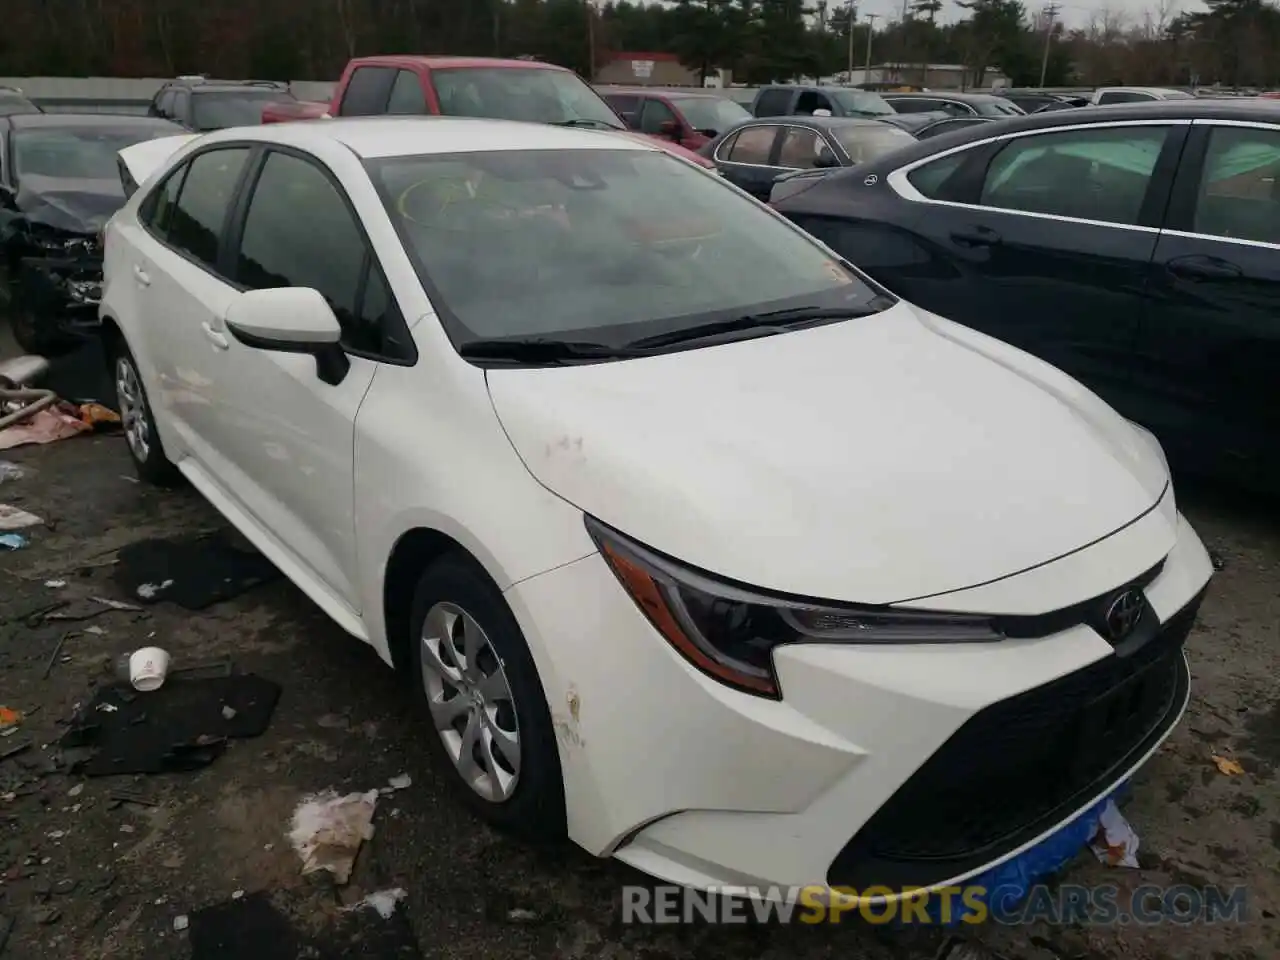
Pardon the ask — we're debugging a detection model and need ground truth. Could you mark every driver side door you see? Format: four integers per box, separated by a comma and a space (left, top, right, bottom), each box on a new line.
201, 148, 406, 613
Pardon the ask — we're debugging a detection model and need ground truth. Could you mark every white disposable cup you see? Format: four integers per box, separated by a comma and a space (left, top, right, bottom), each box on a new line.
129, 647, 170, 692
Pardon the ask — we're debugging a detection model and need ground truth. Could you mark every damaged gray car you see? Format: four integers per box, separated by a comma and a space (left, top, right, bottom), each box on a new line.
0, 113, 183, 354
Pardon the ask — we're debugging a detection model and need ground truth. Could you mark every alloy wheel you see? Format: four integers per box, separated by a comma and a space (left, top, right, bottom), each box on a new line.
115, 356, 150, 463
419, 601, 521, 802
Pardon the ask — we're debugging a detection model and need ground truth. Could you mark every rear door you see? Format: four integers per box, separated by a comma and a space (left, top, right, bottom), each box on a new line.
1138, 118, 1280, 480
881, 119, 1187, 411
711, 124, 785, 199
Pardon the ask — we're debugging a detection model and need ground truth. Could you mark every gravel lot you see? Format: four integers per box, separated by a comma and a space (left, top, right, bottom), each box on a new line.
1, 325, 1277, 960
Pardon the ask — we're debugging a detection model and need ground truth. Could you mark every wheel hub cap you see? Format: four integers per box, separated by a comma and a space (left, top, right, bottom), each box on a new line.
419, 602, 521, 802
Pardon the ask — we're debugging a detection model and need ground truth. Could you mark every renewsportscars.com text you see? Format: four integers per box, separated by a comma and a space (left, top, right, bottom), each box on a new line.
621, 884, 1248, 926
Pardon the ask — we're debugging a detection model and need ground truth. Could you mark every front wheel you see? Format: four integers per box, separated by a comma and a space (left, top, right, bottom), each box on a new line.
107, 337, 181, 487
408, 554, 566, 842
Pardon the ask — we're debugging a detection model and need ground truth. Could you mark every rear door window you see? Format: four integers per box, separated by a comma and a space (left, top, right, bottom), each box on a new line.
1191, 125, 1280, 245
754, 89, 793, 117
166, 147, 251, 272
777, 126, 825, 168
725, 126, 778, 164
339, 67, 395, 116
140, 165, 189, 239
979, 125, 1170, 225
386, 70, 426, 115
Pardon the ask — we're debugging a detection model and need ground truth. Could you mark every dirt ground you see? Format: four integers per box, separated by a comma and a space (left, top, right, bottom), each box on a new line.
0, 327, 1277, 960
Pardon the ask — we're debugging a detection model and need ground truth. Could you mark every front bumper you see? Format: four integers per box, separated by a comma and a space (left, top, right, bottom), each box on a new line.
504, 505, 1212, 895
16, 253, 104, 336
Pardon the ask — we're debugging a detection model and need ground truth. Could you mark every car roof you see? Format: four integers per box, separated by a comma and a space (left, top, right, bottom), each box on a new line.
163, 78, 287, 92
198, 116, 656, 159
5, 113, 181, 131
349, 55, 570, 72
809, 97, 1280, 186
1096, 86, 1185, 95
884, 91, 1011, 103
601, 87, 725, 100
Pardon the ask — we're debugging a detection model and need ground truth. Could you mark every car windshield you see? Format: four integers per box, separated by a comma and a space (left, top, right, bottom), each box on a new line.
829, 89, 895, 117
191, 90, 289, 130
368, 148, 887, 349
13, 126, 173, 180
830, 123, 917, 162
432, 68, 623, 129
671, 96, 751, 133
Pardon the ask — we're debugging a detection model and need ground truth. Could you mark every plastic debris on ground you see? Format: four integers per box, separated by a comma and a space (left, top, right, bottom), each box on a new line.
382, 773, 412, 794
288, 789, 379, 885
0, 461, 23, 483
344, 888, 407, 920
0, 533, 28, 551
0, 504, 43, 530
0, 708, 21, 733
1089, 798, 1140, 868
915, 783, 1131, 925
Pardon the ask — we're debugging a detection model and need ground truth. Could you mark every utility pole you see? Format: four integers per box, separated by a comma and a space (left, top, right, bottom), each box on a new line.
846, 0, 858, 81
864, 13, 880, 79
1039, 2, 1059, 87
586, 0, 597, 81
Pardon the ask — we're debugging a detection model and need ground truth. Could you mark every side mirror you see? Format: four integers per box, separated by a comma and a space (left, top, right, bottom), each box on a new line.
225, 287, 350, 385
658, 119, 681, 140
699, 128, 718, 138
814, 150, 840, 169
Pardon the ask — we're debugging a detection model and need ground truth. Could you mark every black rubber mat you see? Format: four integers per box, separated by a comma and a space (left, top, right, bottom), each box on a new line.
190, 891, 423, 959
113, 531, 281, 610
61, 674, 281, 776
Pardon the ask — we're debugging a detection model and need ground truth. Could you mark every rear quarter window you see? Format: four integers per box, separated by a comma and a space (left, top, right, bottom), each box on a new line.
906, 151, 967, 199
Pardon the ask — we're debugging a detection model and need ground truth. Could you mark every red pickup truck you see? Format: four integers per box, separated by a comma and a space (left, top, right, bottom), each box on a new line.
261, 55, 715, 169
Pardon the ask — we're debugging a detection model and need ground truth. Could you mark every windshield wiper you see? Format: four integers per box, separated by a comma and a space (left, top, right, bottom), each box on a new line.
459, 338, 648, 365
553, 118, 622, 130
626, 305, 886, 350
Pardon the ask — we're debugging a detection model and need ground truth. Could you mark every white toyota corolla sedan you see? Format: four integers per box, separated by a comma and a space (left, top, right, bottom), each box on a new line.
103, 117, 1213, 899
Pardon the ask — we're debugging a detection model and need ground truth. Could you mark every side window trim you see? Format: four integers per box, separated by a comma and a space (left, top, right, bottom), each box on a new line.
886, 119, 1192, 232
226, 144, 417, 366
141, 143, 260, 281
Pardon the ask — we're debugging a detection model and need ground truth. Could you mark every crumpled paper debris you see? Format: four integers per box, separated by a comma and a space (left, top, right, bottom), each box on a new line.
287, 789, 378, 885
344, 887, 407, 919
0, 461, 24, 483
0, 504, 42, 531
1090, 798, 1140, 868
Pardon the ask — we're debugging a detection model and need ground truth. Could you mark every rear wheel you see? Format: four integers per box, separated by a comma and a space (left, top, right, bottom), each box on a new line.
107, 337, 181, 487
408, 553, 565, 841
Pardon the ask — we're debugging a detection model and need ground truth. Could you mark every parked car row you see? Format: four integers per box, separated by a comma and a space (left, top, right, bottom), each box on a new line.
100, 111, 1213, 906
768, 98, 1280, 490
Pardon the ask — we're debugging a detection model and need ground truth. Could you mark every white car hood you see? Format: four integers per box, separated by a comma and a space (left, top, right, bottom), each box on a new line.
486, 302, 1169, 604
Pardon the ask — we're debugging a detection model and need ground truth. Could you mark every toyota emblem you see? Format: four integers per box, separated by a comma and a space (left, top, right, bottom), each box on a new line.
1104, 589, 1144, 642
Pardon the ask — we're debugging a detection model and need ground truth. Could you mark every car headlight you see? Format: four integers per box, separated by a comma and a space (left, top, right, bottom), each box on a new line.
586, 516, 1003, 699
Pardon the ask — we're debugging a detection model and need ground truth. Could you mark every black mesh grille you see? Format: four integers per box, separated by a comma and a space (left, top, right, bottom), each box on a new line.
827, 590, 1203, 889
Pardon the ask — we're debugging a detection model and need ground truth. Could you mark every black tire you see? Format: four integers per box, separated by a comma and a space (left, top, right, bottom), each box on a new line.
105, 335, 182, 487
407, 553, 566, 842
9, 295, 78, 357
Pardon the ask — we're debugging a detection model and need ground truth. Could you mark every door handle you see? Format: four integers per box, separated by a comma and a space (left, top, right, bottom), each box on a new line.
950, 226, 1001, 247
201, 321, 229, 350
132, 265, 151, 287
1167, 256, 1242, 281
